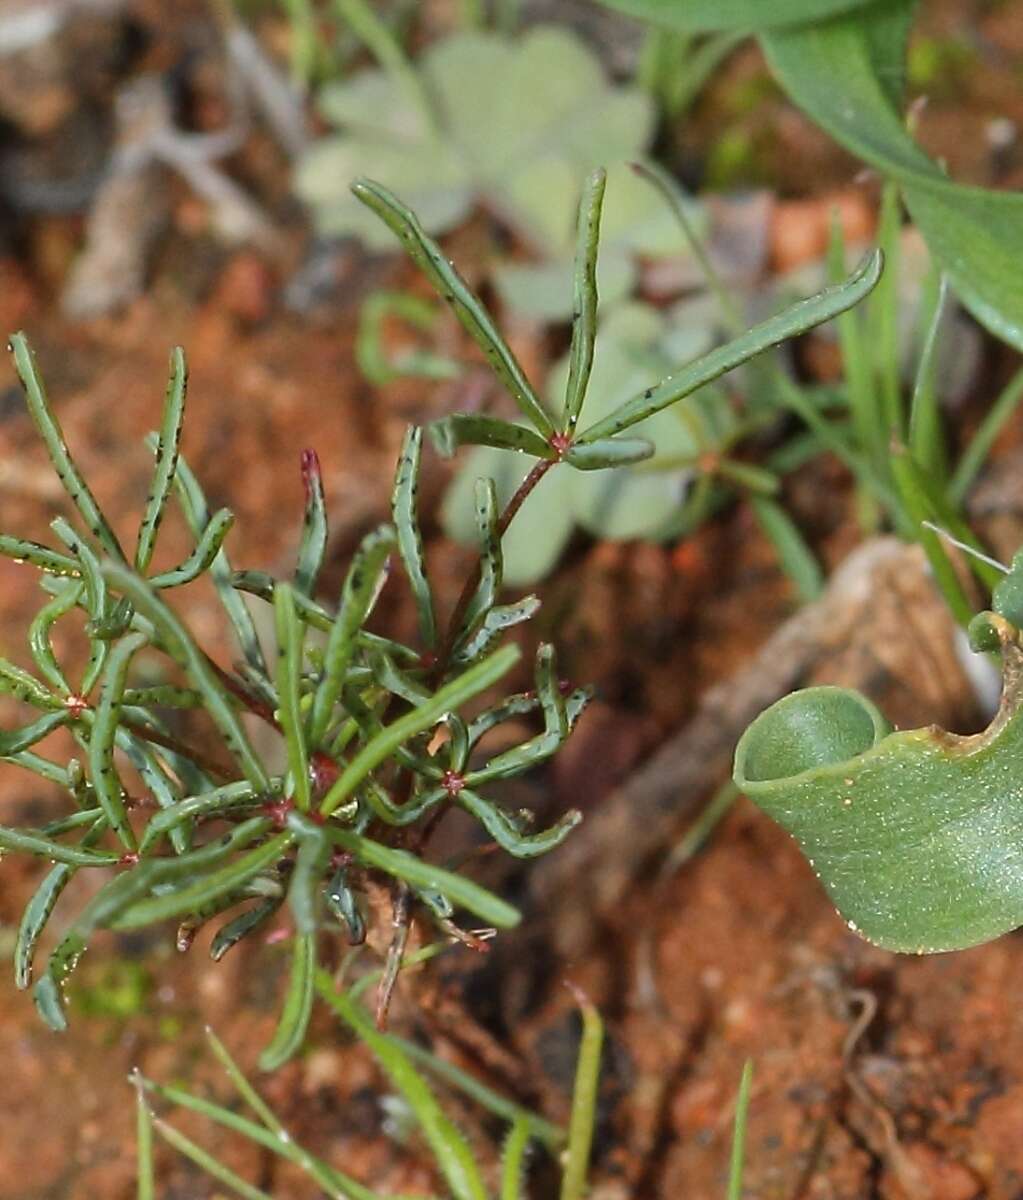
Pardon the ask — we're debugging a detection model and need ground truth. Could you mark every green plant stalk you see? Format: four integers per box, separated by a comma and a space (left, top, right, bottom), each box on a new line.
390, 1032, 564, 1149
907, 271, 948, 482
828, 216, 886, 480
727, 1061, 754, 1200
318, 972, 489, 1200
662, 780, 739, 877
153, 1116, 273, 1200
749, 494, 823, 602
500, 1118, 532, 1200
890, 447, 974, 627
950, 365, 1023, 506
331, 0, 439, 135
559, 992, 604, 1200
134, 1076, 155, 1200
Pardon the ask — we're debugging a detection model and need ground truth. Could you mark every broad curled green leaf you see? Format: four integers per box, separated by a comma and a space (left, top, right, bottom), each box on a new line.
596, 0, 872, 31
762, 3, 1023, 351
734, 616, 1023, 951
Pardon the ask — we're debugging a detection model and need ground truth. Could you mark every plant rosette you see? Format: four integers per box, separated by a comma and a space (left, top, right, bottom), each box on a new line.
295, 25, 705, 321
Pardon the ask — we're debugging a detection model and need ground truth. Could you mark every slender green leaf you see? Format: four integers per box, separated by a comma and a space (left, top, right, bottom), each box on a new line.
749, 495, 822, 603
16, 819, 107, 988
89, 632, 147, 850
319, 644, 520, 817
10, 334, 125, 561
392, 427, 437, 649
318, 975, 489, 1200
135, 1077, 155, 1200
564, 437, 654, 470
154, 440, 268, 678
103, 562, 271, 791
323, 826, 519, 928
577, 251, 883, 442
0, 534, 79, 577
309, 523, 396, 746
149, 508, 235, 589
274, 583, 311, 811
136, 347, 187, 573
112, 829, 289, 929
429, 414, 553, 460
950, 366, 1023, 506
295, 449, 328, 597
908, 274, 949, 481
559, 993, 604, 1200
259, 933, 317, 1070
596, 0, 871, 32
352, 178, 555, 437
458, 789, 581, 858
154, 1117, 273, 1200
501, 1118, 532, 1200
563, 168, 606, 432
211, 896, 283, 961
727, 1061, 754, 1200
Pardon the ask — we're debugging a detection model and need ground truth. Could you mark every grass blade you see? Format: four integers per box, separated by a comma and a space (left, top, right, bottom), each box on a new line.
153, 1117, 273, 1200
134, 1074, 155, 1200
500, 1117, 533, 1200
317, 973, 489, 1200
559, 989, 604, 1200
748, 495, 823, 602
950, 365, 1023, 506
727, 1060, 754, 1200
908, 274, 949, 481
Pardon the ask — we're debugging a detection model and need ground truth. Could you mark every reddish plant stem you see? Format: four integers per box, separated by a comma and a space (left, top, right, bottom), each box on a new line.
436, 457, 556, 673
375, 459, 558, 1026
120, 716, 235, 783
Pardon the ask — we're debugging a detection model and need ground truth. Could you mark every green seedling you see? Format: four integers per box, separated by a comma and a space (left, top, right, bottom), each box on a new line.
0, 169, 878, 1068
